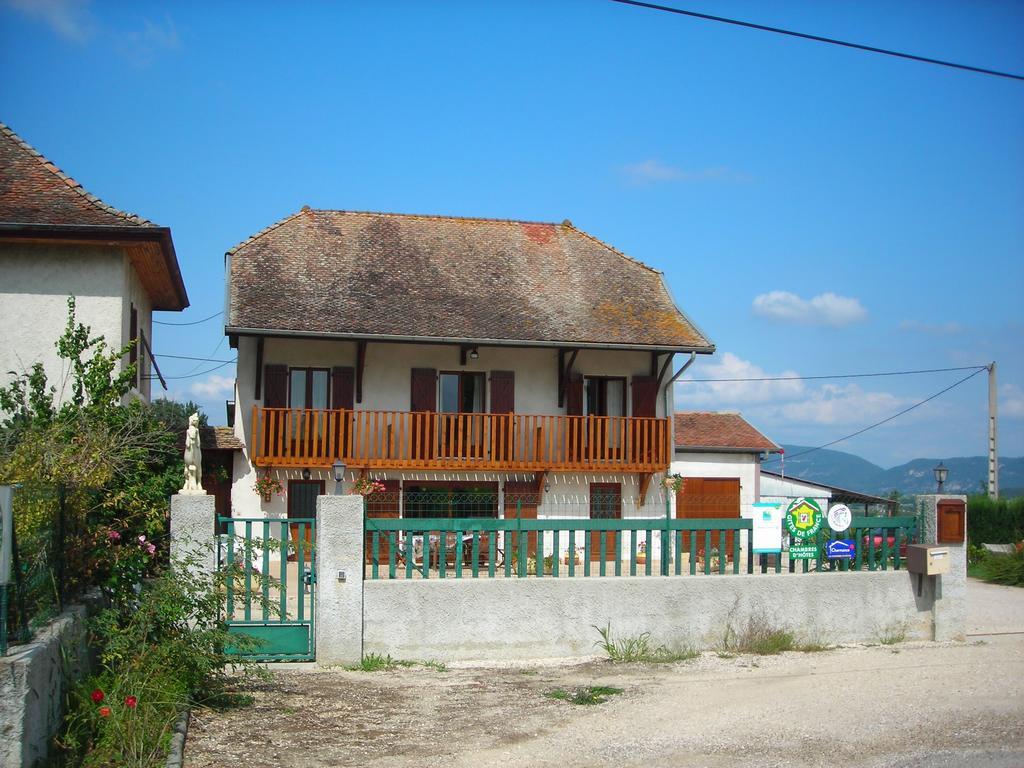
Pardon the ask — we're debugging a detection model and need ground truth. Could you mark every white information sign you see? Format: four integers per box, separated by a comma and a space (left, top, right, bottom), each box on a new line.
827, 504, 852, 533
744, 502, 785, 554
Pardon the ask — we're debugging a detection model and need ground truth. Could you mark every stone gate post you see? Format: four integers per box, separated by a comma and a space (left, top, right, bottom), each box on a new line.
916, 494, 967, 642
315, 494, 364, 665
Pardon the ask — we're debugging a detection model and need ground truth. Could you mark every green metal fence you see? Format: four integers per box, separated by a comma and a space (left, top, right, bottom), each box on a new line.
363, 491, 918, 580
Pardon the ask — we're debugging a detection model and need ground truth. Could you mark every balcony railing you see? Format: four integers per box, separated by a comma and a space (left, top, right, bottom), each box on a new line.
251, 407, 670, 472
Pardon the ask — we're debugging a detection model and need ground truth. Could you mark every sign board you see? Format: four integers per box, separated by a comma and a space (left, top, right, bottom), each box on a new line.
827, 504, 852, 533
788, 544, 818, 559
744, 502, 784, 554
785, 498, 823, 539
825, 539, 856, 559
0, 485, 12, 586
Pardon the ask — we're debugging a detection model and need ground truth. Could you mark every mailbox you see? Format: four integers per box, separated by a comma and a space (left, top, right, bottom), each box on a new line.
906, 544, 951, 576
937, 499, 966, 544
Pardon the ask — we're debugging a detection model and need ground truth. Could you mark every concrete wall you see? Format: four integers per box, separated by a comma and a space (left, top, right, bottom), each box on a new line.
0, 242, 153, 402
0, 606, 91, 768
363, 570, 934, 661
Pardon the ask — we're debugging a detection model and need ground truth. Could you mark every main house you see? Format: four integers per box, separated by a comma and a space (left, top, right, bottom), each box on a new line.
225, 208, 715, 526
0, 122, 188, 401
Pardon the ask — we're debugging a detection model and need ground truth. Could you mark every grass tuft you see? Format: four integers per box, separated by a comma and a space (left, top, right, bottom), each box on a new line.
545, 686, 624, 706
347, 653, 416, 672
594, 624, 699, 664
722, 614, 796, 655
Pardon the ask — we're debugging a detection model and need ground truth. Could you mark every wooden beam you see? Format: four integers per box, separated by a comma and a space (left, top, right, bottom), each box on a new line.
638, 472, 654, 505
650, 351, 659, 378
533, 471, 548, 496
656, 353, 672, 387
355, 340, 366, 404
254, 336, 264, 399
557, 349, 579, 407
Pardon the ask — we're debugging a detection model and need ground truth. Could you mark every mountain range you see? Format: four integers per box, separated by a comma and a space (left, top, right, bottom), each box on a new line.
764, 446, 1024, 498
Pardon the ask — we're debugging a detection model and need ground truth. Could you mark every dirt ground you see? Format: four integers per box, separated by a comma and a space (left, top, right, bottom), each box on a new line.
186, 580, 1024, 768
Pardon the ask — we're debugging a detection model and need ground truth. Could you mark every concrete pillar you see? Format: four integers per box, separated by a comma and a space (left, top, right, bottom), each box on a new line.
916, 494, 967, 642
315, 494, 364, 666
169, 493, 217, 576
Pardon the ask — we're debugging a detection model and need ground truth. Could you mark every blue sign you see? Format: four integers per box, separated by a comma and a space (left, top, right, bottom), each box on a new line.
826, 539, 856, 559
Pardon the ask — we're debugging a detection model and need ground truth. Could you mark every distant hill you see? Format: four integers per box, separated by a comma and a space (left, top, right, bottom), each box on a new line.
769, 445, 1024, 498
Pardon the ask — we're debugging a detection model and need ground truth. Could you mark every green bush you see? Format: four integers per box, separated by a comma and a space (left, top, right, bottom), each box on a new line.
967, 495, 1024, 545
972, 549, 1024, 588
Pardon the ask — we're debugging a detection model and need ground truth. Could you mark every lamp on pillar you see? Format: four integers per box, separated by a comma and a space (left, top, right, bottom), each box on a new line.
933, 461, 948, 494
332, 460, 347, 495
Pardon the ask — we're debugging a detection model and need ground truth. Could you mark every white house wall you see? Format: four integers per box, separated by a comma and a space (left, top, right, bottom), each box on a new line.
0, 243, 125, 402
759, 473, 832, 511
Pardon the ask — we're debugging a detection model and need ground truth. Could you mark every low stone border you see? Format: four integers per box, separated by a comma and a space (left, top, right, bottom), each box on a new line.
165, 710, 190, 768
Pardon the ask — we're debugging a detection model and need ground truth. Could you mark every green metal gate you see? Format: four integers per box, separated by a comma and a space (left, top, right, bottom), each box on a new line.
218, 516, 316, 661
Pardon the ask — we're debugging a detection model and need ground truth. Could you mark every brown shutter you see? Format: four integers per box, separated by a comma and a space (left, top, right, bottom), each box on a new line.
631, 375, 658, 418
566, 371, 583, 415
129, 305, 138, 388
489, 371, 515, 414
331, 367, 355, 411
264, 365, 288, 407
410, 368, 437, 412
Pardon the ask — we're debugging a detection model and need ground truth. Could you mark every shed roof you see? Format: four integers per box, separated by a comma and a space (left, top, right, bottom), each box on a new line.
674, 411, 780, 453
226, 208, 714, 351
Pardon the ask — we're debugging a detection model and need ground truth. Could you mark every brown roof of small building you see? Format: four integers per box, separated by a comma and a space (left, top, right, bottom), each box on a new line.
0, 122, 154, 227
674, 412, 780, 453
203, 426, 244, 451
226, 208, 714, 351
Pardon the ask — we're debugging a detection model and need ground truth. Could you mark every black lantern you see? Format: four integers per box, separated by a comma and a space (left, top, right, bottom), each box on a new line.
332, 459, 346, 495
933, 461, 948, 493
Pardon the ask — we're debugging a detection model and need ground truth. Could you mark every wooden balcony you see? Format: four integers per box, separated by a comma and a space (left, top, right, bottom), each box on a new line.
251, 407, 671, 472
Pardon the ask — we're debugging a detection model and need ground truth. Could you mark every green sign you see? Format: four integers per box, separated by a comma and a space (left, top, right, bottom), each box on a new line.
788, 544, 818, 560
785, 498, 823, 539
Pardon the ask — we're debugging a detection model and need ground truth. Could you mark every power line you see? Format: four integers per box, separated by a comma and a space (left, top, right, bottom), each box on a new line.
762, 367, 987, 463
679, 364, 987, 384
610, 0, 1024, 82
146, 359, 236, 380
153, 311, 223, 327
154, 353, 236, 363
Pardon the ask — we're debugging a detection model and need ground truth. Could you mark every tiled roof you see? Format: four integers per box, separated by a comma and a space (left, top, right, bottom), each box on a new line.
203, 426, 244, 451
674, 412, 780, 453
0, 122, 155, 227
226, 208, 714, 350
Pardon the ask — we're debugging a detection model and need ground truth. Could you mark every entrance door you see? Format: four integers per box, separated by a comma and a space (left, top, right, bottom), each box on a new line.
676, 478, 741, 556
288, 479, 323, 556
589, 483, 621, 561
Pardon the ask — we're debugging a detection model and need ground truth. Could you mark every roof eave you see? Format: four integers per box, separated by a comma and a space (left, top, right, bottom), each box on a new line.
224, 325, 716, 354
0, 223, 189, 311
674, 445, 782, 454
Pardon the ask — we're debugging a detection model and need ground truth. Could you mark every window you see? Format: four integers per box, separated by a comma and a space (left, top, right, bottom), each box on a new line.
439, 372, 485, 413
403, 482, 498, 519
289, 368, 330, 410
584, 376, 625, 417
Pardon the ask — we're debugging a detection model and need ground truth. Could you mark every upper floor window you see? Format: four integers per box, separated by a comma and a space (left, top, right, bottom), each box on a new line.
289, 368, 330, 410
584, 376, 625, 417
439, 371, 485, 414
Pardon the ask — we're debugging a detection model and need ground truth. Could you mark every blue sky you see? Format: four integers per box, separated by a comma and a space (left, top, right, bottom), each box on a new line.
2, 0, 1021, 469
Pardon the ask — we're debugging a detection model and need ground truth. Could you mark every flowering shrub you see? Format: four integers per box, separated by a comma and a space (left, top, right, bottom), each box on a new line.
351, 476, 387, 496
253, 471, 284, 499
662, 473, 684, 493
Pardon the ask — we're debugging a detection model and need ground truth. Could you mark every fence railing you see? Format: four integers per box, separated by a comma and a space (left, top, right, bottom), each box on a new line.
252, 407, 671, 472
363, 512, 919, 580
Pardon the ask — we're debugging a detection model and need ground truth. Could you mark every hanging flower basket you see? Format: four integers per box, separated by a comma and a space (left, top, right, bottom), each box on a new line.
351, 476, 387, 496
662, 473, 684, 493
253, 472, 283, 503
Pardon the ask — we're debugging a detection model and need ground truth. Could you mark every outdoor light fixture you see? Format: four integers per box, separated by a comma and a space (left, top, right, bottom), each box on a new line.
302, 468, 311, 480
933, 461, 948, 493
332, 459, 346, 495
544, 482, 550, 493
469, 348, 479, 360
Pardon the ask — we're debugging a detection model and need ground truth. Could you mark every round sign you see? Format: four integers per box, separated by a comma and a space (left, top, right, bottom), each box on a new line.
827, 504, 852, 533
785, 498, 823, 539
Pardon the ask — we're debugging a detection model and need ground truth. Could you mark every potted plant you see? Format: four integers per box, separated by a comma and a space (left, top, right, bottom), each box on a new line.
662, 473, 683, 493
253, 471, 283, 503
351, 476, 387, 496
636, 540, 647, 566
562, 546, 582, 566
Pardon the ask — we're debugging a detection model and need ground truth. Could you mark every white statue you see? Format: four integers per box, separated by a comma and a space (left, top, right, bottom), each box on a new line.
181, 412, 205, 494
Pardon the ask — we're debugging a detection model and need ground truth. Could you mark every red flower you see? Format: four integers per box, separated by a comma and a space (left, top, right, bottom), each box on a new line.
90, 689, 105, 704
124, 695, 138, 709
99, 706, 111, 718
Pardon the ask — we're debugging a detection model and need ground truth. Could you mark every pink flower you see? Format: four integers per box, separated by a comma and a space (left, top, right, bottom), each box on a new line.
138, 535, 146, 544
146, 543, 156, 555
107, 530, 121, 542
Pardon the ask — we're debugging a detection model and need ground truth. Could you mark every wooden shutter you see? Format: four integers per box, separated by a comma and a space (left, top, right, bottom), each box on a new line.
129, 305, 138, 388
565, 371, 583, 416
410, 368, 437, 411
489, 371, 515, 413
264, 365, 288, 407
631, 375, 658, 418
331, 367, 354, 410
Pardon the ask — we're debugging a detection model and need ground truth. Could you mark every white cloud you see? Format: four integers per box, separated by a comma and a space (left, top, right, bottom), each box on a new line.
772, 383, 914, 427
898, 320, 963, 335
190, 374, 234, 400
676, 352, 805, 408
1000, 384, 1024, 419
752, 291, 867, 327
3, 0, 94, 42
621, 159, 749, 186
116, 13, 179, 65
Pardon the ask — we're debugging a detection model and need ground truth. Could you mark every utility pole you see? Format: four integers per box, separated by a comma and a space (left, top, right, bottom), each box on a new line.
988, 361, 998, 499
